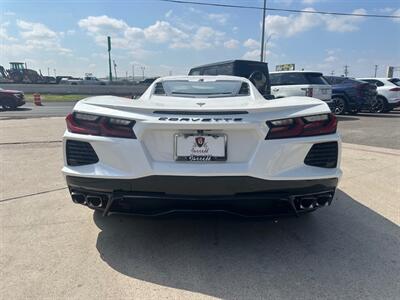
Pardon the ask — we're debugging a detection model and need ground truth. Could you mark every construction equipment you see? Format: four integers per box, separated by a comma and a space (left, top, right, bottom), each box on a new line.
7, 62, 43, 83
0, 62, 57, 84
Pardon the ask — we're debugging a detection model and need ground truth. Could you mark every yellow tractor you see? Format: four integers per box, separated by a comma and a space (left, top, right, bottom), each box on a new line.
6, 62, 43, 83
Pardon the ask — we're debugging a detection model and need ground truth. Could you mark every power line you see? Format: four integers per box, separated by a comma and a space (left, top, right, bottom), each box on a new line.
159, 0, 400, 19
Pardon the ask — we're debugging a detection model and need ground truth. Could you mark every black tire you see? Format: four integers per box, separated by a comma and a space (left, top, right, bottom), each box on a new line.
370, 96, 387, 113
1, 99, 17, 110
332, 96, 347, 115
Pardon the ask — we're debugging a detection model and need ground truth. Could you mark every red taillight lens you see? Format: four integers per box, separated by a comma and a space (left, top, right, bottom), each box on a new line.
389, 87, 400, 91
66, 113, 136, 139
266, 114, 337, 139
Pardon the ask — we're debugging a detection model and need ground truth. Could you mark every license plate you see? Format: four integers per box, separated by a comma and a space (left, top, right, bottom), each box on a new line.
174, 134, 227, 161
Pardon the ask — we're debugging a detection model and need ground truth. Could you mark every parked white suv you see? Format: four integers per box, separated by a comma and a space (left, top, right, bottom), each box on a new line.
357, 78, 400, 112
269, 71, 332, 106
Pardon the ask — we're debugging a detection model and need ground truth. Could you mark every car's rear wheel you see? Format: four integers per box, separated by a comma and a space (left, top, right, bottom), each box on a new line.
332, 97, 347, 115
370, 96, 387, 113
1, 100, 17, 110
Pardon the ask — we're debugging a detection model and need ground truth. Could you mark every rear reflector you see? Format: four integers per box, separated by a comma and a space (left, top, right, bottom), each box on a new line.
266, 114, 337, 139
389, 87, 400, 92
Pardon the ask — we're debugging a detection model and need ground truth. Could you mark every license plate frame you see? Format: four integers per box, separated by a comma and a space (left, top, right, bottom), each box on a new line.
174, 133, 227, 162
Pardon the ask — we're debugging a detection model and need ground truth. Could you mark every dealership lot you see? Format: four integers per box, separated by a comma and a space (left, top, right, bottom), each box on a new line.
0, 116, 399, 299
1, 102, 399, 149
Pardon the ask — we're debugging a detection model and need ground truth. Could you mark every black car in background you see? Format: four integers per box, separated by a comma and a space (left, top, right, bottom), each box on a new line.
189, 60, 272, 98
324, 76, 377, 114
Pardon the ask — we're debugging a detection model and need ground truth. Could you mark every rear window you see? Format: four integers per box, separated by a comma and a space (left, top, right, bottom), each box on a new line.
154, 80, 249, 98
343, 78, 366, 85
189, 69, 201, 75
270, 73, 328, 86
203, 67, 217, 75
361, 79, 384, 87
388, 78, 400, 86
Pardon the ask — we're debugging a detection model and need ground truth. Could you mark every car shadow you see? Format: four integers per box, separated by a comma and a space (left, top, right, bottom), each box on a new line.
357, 112, 400, 118
93, 190, 400, 299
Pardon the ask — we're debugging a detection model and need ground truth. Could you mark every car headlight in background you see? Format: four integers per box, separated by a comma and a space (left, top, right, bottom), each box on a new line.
266, 113, 337, 139
66, 112, 136, 139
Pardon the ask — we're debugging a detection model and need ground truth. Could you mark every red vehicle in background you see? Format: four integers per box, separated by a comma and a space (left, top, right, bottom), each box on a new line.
0, 87, 25, 110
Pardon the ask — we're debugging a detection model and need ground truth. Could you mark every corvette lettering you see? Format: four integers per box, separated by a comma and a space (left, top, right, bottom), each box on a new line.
158, 117, 243, 122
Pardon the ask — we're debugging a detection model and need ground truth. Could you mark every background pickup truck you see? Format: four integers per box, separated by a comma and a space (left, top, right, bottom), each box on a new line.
60, 74, 106, 85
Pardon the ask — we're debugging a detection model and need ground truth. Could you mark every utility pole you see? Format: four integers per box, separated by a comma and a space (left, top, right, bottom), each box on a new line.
54, 69, 56, 77
113, 60, 117, 80
126, 71, 128, 80
374, 65, 378, 77
260, 0, 267, 62
47, 67, 50, 76
132, 64, 135, 82
107, 36, 112, 82
344, 65, 349, 77
141, 66, 145, 80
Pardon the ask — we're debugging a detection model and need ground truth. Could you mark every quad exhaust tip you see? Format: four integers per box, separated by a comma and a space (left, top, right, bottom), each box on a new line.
86, 195, 103, 208
298, 193, 333, 210
71, 192, 86, 205
299, 197, 315, 210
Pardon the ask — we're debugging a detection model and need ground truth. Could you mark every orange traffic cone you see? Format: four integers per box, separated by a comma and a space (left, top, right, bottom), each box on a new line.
33, 93, 42, 106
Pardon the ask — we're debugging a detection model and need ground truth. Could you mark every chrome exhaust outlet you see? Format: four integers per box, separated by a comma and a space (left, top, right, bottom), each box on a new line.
316, 195, 332, 207
86, 195, 103, 208
71, 192, 86, 205
299, 197, 316, 210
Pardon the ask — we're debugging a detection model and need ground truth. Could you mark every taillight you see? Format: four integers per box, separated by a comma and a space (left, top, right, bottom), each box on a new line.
266, 113, 337, 139
66, 113, 136, 139
389, 87, 400, 91
301, 88, 313, 97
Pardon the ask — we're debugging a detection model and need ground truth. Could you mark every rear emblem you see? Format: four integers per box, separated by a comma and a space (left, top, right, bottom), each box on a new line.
195, 137, 205, 147
197, 102, 205, 107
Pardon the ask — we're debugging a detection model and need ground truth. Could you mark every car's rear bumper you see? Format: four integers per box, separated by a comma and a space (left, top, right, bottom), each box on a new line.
387, 98, 400, 108
67, 175, 338, 217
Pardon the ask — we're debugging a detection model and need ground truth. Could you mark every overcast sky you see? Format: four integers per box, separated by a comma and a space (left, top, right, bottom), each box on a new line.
1, 0, 399, 78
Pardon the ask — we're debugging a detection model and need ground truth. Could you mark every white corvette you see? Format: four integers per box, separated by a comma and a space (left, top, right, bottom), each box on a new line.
62, 76, 341, 217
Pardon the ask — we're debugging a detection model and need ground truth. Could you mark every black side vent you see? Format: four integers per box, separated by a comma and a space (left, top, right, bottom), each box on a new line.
304, 142, 338, 168
154, 82, 166, 95
66, 140, 99, 166
238, 82, 250, 95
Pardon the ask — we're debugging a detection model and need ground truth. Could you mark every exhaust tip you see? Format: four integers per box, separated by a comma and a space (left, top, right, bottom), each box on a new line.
71, 192, 86, 204
316, 194, 332, 207
299, 197, 316, 210
86, 195, 103, 208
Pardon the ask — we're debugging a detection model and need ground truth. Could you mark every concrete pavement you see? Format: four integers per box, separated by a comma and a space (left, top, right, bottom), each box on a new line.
1, 117, 399, 299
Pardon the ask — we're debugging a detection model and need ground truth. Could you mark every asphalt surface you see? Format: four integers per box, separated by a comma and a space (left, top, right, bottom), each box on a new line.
1, 102, 399, 149
1, 118, 399, 299
0, 101, 76, 118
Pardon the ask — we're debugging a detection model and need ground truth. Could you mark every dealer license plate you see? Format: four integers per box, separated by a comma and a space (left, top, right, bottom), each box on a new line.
174, 134, 227, 161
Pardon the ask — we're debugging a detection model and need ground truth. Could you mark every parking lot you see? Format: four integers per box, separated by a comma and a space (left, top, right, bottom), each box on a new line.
1, 109, 399, 299
1, 101, 400, 149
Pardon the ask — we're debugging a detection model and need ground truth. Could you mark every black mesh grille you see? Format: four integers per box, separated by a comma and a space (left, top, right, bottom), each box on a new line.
304, 142, 338, 168
66, 140, 99, 166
